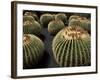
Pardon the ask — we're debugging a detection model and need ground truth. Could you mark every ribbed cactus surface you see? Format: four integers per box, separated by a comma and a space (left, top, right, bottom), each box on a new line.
69, 19, 81, 27
52, 26, 91, 67
69, 16, 91, 33
68, 15, 80, 22
23, 20, 42, 35
80, 18, 91, 33
23, 34, 44, 68
48, 20, 65, 35
40, 13, 54, 27
23, 15, 35, 22
55, 13, 67, 24
24, 12, 39, 21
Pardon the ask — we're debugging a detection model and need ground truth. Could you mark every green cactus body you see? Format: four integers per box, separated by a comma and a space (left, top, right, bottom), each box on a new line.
23, 20, 42, 35
24, 12, 39, 21
80, 18, 91, 33
52, 26, 91, 67
23, 15, 35, 22
68, 15, 80, 22
69, 17, 91, 33
48, 20, 65, 35
23, 34, 44, 68
40, 13, 54, 27
69, 19, 81, 27
55, 13, 67, 24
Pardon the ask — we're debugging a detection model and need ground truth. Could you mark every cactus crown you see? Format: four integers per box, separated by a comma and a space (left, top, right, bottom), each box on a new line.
23, 20, 32, 26
68, 15, 80, 21
23, 34, 31, 45
61, 27, 89, 40
50, 19, 63, 25
55, 13, 67, 24
24, 12, 32, 15
23, 15, 35, 22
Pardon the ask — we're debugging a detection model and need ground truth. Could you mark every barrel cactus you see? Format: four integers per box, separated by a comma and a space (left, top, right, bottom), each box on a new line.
40, 13, 54, 27
48, 20, 65, 35
68, 15, 80, 22
23, 34, 44, 68
69, 17, 91, 33
23, 15, 35, 22
69, 19, 81, 27
52, 26, 91, 67
23, 20, 42, 35
79, 18, 91, 33
24, 12, 39, 21
55, 13, 67, 24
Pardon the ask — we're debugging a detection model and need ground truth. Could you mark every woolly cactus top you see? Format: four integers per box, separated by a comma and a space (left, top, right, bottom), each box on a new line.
23, 20, 32, 26
24, 12, 32, 15
52, 26, 91, 67
57, 26, 90, 40
48, 19, 65, 35
55, 13, 67, 24
48, 19, 65, 31
68, 15, 80, 21
79, 17, 91, 24
23, 15, 35, 22
23, 20, 42, 35
23, 34, 31, 45
23, 34, 43, 45
40, 13, 54, 27
24, 12, 39, 21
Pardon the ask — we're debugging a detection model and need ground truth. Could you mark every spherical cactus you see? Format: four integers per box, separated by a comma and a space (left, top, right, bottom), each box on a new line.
24, 12, 39, 21
23, 20, 42, 35
68, 19, 81, 27
23, 15, 35, 22
52, 26, 91, 67
40, 13, 54, 27
68, 15, 80, 22
69, 17, 91, 33
23, 34, 44, 68
55, 13, 67, 24
48, 20, 65, 35
79, 18, 91, 33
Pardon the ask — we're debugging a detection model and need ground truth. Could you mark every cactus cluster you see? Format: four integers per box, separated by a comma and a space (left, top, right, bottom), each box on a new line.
23, 34, 44, 68
39, 13, 67, 35
23, 11, 91, 68
52, 26, 91, 67
23, 11, 44, 69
